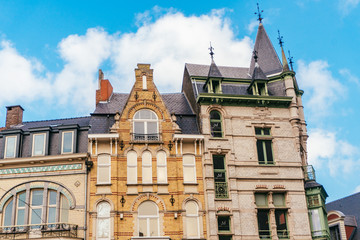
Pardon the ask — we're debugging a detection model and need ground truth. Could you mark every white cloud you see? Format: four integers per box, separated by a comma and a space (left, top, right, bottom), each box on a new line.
308, 128, 360, 177
339, 68, 360, 87
247, 20, 258, 34
338, 0, 360, 15
297, 60, 344, 117
353, 185, 360, 193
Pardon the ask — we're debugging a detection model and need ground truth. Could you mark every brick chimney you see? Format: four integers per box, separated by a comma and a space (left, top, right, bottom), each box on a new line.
96, 69, 113, 105
5, 105, 24, 128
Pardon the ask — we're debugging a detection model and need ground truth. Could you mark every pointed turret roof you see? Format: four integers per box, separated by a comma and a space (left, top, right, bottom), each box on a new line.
208, 59, 222, 78
252, 62, 268, 80
249, 23, 283, 76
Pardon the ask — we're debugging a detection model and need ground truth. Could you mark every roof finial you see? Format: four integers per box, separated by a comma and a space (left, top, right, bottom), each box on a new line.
253, 50, 258, 63
209, 42, 214, 60
254, 3, 264, 23
288, 50, 294, 71
277, 30, 284, 47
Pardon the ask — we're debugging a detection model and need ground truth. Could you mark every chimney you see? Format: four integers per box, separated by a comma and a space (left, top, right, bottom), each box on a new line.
96, 69, 113, 105
5, 105, 24, 128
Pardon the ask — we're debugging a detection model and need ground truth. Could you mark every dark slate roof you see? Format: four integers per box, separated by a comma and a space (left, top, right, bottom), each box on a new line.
304, 180, 323, 189
252, 63, 268, 80
326, 192, 360, 239
93, 93, 129, 114
208, 60, 222, 78
249, 23, 283, 76
186, 63, 250, 79
161, 93, 194, 115
175, 115, 199, 134
1, 116, 91, 132
89, 115, 115, 134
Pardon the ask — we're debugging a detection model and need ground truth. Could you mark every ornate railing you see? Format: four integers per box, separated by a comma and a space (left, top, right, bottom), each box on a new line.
0, 223, 78, 239
312, 229, 330, 238
215, 182, 228, 198
132, 133, 160, 142
277, 229, 290, 239
259, 230, 271, 239
303, 165, 316, 181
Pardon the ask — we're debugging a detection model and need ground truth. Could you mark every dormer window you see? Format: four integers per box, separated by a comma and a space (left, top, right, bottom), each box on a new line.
252, 82, 268, 96
212, 80, 221, 93
133, 109, 159, 141
32, 133, 46, 156
62, 131, 74, 154
4, 136, 17, 158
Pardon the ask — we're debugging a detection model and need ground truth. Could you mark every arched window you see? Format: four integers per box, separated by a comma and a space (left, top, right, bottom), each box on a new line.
97, 202, 111, 240
2, 189, 70, 227
185, 201, 200, 238
133, 109, 159, 141
183, 154, 196, 183
210, 110, 223, 138
142, 151, 152, 184
127, 151, 138, 184
156, 151, 167, 184
97, 154, 111, 184
138, 201, 159, 237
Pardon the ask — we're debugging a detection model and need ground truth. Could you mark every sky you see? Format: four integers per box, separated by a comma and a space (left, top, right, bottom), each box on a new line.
0, 0, 359, 202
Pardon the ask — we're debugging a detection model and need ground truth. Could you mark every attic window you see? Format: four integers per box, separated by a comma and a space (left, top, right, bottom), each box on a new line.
212, 80, 221, 93
252, 82, 268, 96
142, 75, 147, 90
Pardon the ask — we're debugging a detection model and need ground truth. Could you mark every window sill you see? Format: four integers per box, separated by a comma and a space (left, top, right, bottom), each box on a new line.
215, 198, 231, 201
183, 182, 198, 185
96, 183, 112, 186
209, 137, 228, 141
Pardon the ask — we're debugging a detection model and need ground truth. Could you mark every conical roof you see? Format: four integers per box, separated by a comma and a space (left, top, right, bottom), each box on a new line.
281, 47, 290, 72
208, 59, 222, 78
252, 62, 268, 80
249, 23, 283, 76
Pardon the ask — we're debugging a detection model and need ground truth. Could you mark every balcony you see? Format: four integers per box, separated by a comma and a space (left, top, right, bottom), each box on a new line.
0, 223, 78, 239
131, 133, 161, 143
215, 182, 228, 199
312, 229, 330, 239
259, 230, 271, 239
303, 165, 316, 181
277, 229, 289, 239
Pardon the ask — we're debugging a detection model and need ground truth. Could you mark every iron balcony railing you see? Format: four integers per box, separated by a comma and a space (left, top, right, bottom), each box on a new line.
215, 182, 229, 198
132, 133, 160, 142
277, 229, 290, 239
0, 223, 78, 239
303, 165, 316, 181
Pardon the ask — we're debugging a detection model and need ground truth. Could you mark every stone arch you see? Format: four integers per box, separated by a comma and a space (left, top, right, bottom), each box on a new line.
182, 196, 203, 211
131, 193, 166, 212
206, 105, 228, 118
92, 196, 115, 212
127, 102, 165, 120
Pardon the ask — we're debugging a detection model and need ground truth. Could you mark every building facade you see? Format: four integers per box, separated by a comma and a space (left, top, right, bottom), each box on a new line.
87, 65, 207, 240
0, 106, 91, 239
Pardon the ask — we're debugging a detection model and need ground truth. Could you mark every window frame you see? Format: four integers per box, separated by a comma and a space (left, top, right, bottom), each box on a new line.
185, 201, 200, 239
210, 110, 223, 138
156, 151, 167, 184
96, 201, 111, 240
255, 127, 274, 165
142, 151, 153, 184
4, 135, 17, 158
138, 201, 160, 237
133, 109, 159, 141
127, 151, 138, 184
97, 154, 111, 185
213, 155, 228, 199
183, 154, 197, 184
61, 131, 74, 154
32, 133, 46, 156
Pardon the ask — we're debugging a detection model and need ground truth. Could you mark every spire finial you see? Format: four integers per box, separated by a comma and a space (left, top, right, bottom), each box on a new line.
288, 50, 294, 71
253, 50, 258, 63
254, 3, 264, 23
277, 30, 284, 47
209, 42, 214, 60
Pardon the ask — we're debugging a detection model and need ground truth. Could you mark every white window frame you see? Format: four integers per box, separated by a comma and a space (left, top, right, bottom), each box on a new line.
61, 131, 74, 154
138, 201, 160, 237
30, 189, 43, 225
97, 154, 111, 184
185, 201, 200, 239
183, 154, 197, 183
156, 151, 167, 184
96, 201, 111, 240
127, 151, 138, 184
32, 133, 46, 156
133, 110, 158, 140
4, 135, 17, 158
142, 151, 152, 184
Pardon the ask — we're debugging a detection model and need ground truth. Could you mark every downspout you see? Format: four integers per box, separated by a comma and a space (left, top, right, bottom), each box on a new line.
85, 153, 93, 240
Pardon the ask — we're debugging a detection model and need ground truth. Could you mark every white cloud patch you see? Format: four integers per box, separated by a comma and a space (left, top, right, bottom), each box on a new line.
354, 185, 360, 193
339, 68, 360, 87
338, 0, 360, 15
297, 60, 344, 117
308, 128, 360, 177
247, 20, 258, 34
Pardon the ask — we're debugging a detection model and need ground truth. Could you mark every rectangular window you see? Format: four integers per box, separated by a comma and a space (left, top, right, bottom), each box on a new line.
310, 209, 322, 236
142, 151, 152, 184
255, 128, 273, 164
48, 191, 57, 223
257, 210, 271, 238
5, 136, 17, 158
62, 131, 74, 154
156, 151, 167, 184
308, 195, 320, 207
16, 192, 26, 226
213, 155, 228, 198
127, 151, 138, 184
183, 155, 196, 183
275, 210, 289, 239
32, 133, 46, 156
255, 193, 268, 207
218, 216, 232, 240
30, 190, 43, 227
97, 155, 111, 184
273, 193, 285, 207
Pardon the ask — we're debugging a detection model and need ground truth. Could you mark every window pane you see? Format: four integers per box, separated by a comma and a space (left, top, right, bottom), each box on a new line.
273, 193, 285, 207
97, 218, 110, 238
127, 167, 137, 183
62, 132, 73, 153
127, 151, 137, 166
60, 195, 70, 222
275, 210, 288, 238
98, 202, 111, 217
263, 128, 270, 135
142, 151, 152, 165
214, 171, 226, 182
139, 218, 147, 236
4, 199, 13, 226
218, 216, 230, 231
310, 209, 322, 232
149, 218, 159, 236
32, 190, 43, 206
5, 136, 16, 158
265, 141, 273, 163
142, 167, 152, 183
210, 111, 221, 120
258, 210, 270, 237
49, 191, 57, 205
213, 156, 225, 169
147, 122, 157, 134
187, 217, 199, 237
16, 209, 25, 225
255, 128, 262, 135
138, 201, 157, 216
255, 193, 267, 206
156, 151, 166, 165
98, 166, 110, 183
18, 192, 26, 207
31, 208, 42, 224
257, 141, 265, 163
184, 166, 196, 182
134, 122, 145, 134
33, 134, 45, 155
48, 207, 56, 223
186, 201, 198, 215
157, 167, 167, 183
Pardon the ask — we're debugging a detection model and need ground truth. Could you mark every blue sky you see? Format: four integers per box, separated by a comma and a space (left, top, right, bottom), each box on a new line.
0, 0, 359, 202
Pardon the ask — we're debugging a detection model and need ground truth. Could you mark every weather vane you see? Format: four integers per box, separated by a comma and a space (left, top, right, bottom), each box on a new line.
253, 50, 258, 63
209, 42, 214, 60
277, 30, 284, 47
288, 50, 294, 70
254, 3, 263, 23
